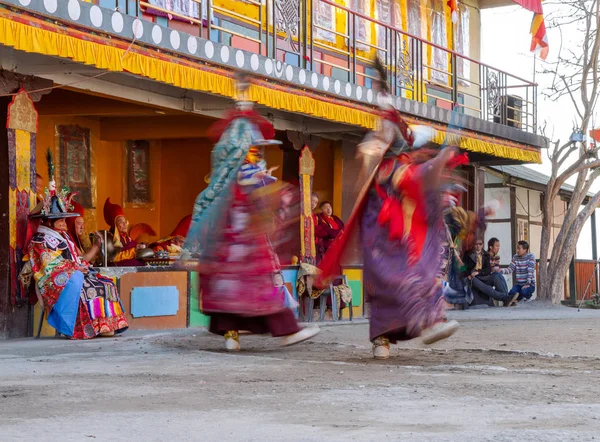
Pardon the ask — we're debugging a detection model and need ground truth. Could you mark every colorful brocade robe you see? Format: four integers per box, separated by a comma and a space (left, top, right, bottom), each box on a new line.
28, 226, 128, 339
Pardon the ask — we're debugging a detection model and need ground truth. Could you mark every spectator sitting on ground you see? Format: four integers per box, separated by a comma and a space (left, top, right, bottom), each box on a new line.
502, 240, 536, 305
463, 238, 511, 306
488, 237, 501, 273
487, 237, 509, 297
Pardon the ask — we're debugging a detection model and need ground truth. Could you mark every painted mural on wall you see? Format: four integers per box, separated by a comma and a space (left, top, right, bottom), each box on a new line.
126, 140, 151, 204
57, 125, 93, 208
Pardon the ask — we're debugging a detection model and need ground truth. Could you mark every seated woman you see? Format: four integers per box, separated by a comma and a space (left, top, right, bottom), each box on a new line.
316, 201, 344, 256
150, 215, 191, 255
28, 184, 128, 339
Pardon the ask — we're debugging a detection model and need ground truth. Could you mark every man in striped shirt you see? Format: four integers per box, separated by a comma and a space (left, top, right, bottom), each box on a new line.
502, 240, 536, 305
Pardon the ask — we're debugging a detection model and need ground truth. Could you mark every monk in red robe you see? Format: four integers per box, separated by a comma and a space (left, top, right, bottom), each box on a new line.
150, 215, 191, 254
103, 198, 145, 266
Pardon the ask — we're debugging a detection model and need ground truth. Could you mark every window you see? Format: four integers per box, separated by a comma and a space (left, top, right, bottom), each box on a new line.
375, 0, 403, 59
455, 4, 470, 85
376, 0, 392, 58
145, 0, 202, 20
430, 0, 448, 84
407, 0, 423, 39
352, 0, 371, 52
314, 0, 336, 43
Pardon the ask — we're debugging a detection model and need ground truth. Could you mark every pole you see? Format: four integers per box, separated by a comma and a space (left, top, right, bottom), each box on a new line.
104, 231, 108, 268
569, 258, 577, 304
567, 200, 577, 304
593, 210, 598, 295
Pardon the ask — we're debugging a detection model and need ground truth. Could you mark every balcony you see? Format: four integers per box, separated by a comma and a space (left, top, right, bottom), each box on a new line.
94, 0, 537, 135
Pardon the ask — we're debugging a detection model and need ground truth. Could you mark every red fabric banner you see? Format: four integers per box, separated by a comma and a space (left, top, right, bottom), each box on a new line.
512, 0, 543, 13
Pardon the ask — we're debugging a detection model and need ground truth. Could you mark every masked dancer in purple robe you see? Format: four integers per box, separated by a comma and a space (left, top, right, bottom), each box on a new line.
318, 60, 466, 359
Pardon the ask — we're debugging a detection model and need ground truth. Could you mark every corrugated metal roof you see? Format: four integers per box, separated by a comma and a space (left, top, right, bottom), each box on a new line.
489, 165, 576, 194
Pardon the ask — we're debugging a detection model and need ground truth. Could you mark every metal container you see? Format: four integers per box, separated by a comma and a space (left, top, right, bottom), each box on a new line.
136, 247, 155, 260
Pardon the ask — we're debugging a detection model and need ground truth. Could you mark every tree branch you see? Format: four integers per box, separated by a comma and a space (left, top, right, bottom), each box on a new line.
562, 76, 585, 121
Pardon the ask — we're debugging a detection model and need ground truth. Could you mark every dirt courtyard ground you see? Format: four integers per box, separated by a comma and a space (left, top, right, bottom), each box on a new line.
1, 304, 600, 441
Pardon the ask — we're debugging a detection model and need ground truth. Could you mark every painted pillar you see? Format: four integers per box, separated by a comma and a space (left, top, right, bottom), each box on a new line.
7, 89, 38, 307
0, 89, 39, 339
299, 146, 315, 264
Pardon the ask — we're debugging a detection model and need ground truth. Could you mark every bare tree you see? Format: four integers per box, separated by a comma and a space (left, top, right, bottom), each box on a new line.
538, 0, 600, 303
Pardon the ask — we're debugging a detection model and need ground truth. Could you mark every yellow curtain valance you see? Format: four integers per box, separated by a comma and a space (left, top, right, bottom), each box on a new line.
0, 13, 376, 129
0, 11, 540, 163
428, 130, 542, 164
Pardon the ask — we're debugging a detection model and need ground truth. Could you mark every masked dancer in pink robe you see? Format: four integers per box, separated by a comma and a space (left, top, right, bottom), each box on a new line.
182, 76, 319, 351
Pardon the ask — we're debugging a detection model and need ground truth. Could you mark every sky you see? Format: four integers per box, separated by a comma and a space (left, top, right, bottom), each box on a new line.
480, 2, 599, 259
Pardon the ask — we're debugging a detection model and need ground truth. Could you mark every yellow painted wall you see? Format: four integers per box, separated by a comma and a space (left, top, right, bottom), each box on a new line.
32, 303, 55, 338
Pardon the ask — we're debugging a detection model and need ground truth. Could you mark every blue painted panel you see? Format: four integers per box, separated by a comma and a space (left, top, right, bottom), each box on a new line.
281, 269, 298, 299
156, 17, 169, 27
281, 269, 299, 318
210, 18, 221, 42
331, 67, 349, 82
285, 53, 300, 68
364, 68, 376, 89
131, 286, 179, 318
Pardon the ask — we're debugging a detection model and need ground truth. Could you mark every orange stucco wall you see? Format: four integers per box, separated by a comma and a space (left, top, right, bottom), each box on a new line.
159, 138, 210, 237
37, 116, 165, 239
36, 115, 102, 231
35, 115, 305, 239
311, 139, 335, 212
34, 87, 336, 237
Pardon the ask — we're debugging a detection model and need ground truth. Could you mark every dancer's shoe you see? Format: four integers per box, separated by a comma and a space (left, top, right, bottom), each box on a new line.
224, 331, 241, 351
372, 336, 390, 360
279, 327, 320, 347
422, 320, 459, 345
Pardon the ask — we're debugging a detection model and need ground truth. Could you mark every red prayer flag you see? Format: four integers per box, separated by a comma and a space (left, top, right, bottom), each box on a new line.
590, 129, 600, 143
530, 12, 549, 60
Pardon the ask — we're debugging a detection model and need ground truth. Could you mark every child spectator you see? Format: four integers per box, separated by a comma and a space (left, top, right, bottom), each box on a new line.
502, 240, 536, 305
